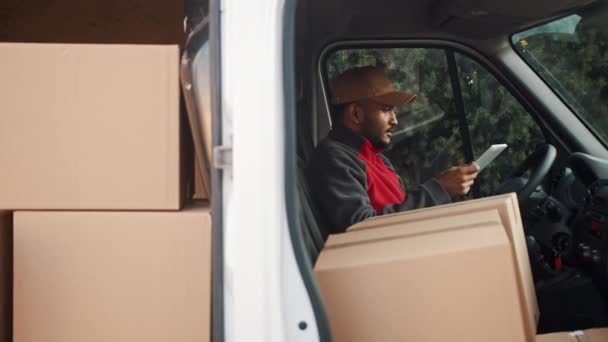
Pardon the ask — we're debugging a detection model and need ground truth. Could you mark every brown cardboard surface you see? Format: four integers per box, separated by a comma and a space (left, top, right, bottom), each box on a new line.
0, 212, 12, 342
0, 43, 182, 210
536, 332, 576, 342
13, 204, 211, 342
536, 329, 608, 342
0, 0, 184, 44
350, 193, 520, 231
344, 193, 539, 340
315, 214, 528, 342
325, 209, 502, 248
584, 328, 608, 341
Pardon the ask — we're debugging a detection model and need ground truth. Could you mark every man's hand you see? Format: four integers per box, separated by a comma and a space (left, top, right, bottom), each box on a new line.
436, 162, 480, 196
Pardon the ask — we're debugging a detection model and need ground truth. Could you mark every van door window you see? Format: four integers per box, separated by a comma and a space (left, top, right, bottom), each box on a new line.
454, 52, 546, 197
326, 48, 467, 189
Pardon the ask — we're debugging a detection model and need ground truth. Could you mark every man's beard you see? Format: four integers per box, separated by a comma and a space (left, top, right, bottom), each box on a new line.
370, 137, 390, 149
361, 125, 390, 149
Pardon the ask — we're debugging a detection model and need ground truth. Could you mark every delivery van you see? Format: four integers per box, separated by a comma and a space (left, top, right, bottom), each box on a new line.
2, 0, 608, 341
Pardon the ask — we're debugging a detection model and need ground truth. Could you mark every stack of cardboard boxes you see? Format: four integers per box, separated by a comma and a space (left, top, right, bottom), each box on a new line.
0, 2, 211, 342
314, 193, 608, 342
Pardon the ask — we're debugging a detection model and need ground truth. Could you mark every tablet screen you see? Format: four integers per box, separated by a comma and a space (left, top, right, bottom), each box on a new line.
476, 144, 508, 171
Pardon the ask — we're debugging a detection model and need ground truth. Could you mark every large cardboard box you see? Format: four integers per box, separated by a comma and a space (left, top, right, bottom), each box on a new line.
0, 43, 182, 210
0, 212, 12, 342
536, 329, 608, 341
336, 193, 539, 341
13, 204, 211, 342
315, 208, 528, 342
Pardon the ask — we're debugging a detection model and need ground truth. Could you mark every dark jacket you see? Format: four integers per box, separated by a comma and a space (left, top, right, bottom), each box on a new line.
306, 125, 451, 234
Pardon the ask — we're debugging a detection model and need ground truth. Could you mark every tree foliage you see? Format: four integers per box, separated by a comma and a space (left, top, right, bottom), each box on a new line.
327, 47, 545, 197
326, 13, 608, 198
515, 14, 608, 144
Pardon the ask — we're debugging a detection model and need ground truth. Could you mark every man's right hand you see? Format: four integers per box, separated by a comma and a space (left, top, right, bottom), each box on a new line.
436, 162, 480, 196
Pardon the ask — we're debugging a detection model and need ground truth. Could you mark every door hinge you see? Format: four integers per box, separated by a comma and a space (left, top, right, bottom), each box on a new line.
213, 145, 232, 169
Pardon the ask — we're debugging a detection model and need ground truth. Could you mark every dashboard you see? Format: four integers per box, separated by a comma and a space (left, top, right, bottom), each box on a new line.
523, 152, 608, 290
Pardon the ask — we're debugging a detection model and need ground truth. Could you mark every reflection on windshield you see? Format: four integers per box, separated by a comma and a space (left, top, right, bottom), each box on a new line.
394, 111, 445, 136
513, 15, 581, 40
512, 12, 608, 145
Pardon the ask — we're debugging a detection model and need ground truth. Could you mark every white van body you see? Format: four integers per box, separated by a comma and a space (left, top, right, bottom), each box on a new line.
218, 1, 318, 341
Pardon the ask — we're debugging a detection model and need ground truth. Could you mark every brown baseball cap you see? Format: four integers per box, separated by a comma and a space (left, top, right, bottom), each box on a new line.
331, 66, 417, 106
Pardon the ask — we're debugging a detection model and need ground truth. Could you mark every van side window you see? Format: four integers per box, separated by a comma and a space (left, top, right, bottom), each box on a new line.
325, 47, 545, 198
326, 48, 467, 189
455, 53, 545, 197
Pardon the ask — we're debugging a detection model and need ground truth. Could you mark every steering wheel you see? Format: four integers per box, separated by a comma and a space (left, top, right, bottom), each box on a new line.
507, 144, 557, 206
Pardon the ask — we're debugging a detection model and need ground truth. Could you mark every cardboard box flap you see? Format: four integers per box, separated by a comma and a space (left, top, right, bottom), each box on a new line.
325, 209, 501, 249
317, 218, 505, 271
350, 193, 520, 231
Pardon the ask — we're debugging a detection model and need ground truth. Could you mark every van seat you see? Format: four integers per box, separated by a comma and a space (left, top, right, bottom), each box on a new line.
297, 157, 328, 263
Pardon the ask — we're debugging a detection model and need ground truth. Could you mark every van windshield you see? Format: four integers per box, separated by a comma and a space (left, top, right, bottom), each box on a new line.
512, 10, 608, 146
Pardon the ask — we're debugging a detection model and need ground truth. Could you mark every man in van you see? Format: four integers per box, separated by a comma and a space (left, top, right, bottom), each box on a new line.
306, 66, 480, 234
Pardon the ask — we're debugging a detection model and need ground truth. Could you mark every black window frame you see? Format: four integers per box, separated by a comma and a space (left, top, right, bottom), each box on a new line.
183, 1, 224, 341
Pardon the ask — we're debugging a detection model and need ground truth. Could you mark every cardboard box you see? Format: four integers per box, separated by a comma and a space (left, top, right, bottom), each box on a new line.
0, 43, 182, 210
536, 331, 579, 342
342, 193, 539, 341
0, 0, 184, 45
325, 209, 501, 247
315, 209, 528, 342
585, 329, 608, 341
0, 212, 12, 342
13, 204, 211, 342
536, 329, 608, 341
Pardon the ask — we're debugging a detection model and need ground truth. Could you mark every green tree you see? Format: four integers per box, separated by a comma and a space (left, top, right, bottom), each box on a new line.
515, 13, 608, 143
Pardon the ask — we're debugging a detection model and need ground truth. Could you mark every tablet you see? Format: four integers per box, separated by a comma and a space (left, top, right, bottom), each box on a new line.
476, 144, 508, 171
